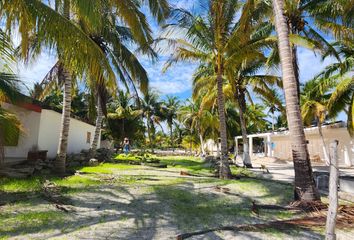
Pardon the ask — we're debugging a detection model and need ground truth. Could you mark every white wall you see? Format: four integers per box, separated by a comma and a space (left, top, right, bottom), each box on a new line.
272, 127, 354, 166
3, 103, 41, 159
38, 110, 99, 158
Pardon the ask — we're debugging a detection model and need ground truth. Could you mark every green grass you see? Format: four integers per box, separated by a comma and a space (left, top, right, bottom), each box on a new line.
0, 155, 299, 238
153, 185, 251, 230
78, 163, 138, 174
53, 175, 102, 187
0, 210, 65, 237
0, 177, 43, 192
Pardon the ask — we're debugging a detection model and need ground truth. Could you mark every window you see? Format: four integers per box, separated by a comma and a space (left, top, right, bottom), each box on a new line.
86, 132, 91, 143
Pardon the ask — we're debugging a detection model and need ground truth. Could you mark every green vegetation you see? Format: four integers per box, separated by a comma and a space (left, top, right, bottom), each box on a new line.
0, 156, 333, 238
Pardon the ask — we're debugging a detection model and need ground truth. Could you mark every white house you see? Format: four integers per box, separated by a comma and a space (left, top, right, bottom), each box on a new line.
234, 122, 354, 167
2, 101, 100, 164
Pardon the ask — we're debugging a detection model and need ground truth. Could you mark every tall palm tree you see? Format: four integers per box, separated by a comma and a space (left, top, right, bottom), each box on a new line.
107, 90, 143, 145
178, 99, 218, 156
193, 59, 282, 167
272, 0, 319, 201
164, 0, 251, 178
162, 96, 180, 150
5, 0, 169, 173
141, 90, 163, 152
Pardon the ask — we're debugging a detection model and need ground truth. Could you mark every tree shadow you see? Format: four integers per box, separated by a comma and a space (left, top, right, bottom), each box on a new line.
0, 173, 326, 239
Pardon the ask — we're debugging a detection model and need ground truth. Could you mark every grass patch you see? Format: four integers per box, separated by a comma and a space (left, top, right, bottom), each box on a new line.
230, 166, 254, 177
0, 210, 65, 237
0, 177, 43, 193
78, 163, 138, 174
53, 175, 102, 187
153, 186, 251, 231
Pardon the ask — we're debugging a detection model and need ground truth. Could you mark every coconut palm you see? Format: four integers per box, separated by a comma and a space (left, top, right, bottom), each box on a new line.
178, 99, 218, 156
163, 0, 253, 178
107, 91, 143, 146
272, 0, 320, 201
162, 96, 180, 150
0, 30, 23, 165
314, 40, 354, 136
140, 90, 163, 152
193, 58, 282, 167
5, 0, 169, 173
259, 87, 285, 132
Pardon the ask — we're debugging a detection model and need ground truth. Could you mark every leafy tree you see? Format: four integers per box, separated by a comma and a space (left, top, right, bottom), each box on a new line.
314, 40, 354, 136
163, 0, 252, 178
161, 96, 180, 150
140, 90, 163, 152
3, 0, 169, 173
107, 91, 145, 148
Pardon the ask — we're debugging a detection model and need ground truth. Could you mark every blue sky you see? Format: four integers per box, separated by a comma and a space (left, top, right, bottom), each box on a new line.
15, 0, 344, 120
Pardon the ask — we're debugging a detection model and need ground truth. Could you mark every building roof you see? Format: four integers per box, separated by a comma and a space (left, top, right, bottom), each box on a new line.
5, 94, 95, 126
235, 121, 347, 139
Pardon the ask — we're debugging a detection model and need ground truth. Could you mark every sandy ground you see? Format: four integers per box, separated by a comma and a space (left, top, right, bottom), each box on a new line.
1, 165, 353, 240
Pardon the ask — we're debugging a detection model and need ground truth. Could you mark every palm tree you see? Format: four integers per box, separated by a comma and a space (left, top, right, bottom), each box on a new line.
259, 87, 285, 132
107, 91, 143, 146
314, 40, 354, 136
141, 90, 163, 152
301, 77, 335, 165
263, 0, 346, 101
164, 0, 250, 178
272, 0, 319, 201
193, 59, 282, 167
162, 96, 180, 151
178, 99, 217, 156
0, 30, 23, 165
5, 0, 169, 173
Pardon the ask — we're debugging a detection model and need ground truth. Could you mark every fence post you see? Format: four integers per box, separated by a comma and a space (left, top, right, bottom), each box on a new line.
325, 140, 339, 240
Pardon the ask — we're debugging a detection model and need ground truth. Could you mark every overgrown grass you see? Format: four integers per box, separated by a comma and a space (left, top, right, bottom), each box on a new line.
0, 210, 65, 238
0, 177, 43, 192
0, 155, 303, 239
53, 175, 102, 187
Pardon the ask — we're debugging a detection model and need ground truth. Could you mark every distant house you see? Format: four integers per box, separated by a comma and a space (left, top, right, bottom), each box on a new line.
233, 122, 353, 167
2, 101, 100, 164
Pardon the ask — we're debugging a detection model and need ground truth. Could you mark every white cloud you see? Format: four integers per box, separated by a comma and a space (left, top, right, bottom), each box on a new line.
16, 52, 57, 92
297, 47, 337, 83
142, 57, 198, 95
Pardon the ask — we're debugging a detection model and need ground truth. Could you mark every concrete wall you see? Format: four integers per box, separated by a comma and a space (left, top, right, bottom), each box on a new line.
3, 103, 41, 160
38, 109, 99, 158
272, 127, 354, 166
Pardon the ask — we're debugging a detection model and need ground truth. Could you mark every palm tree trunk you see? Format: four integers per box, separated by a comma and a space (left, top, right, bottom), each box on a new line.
147, 120, 152, 151
200, 135, 205, 155
288, 24, 301, 102
271, 109, 275, 132
216, 70, 232, 179
318, 118, 330, 165
236, 89, 252, 167
55, 66, 72, 174
0, 128, 4, 166
292, 45, 301, 102
91, 96, 103, 153
272, 0, 319, 201
199, 133, 205, 156
169, 122, 174, 151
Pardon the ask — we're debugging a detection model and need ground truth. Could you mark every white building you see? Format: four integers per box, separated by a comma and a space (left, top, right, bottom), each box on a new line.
234, 122, 353, 167
2, 101, 100, 164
